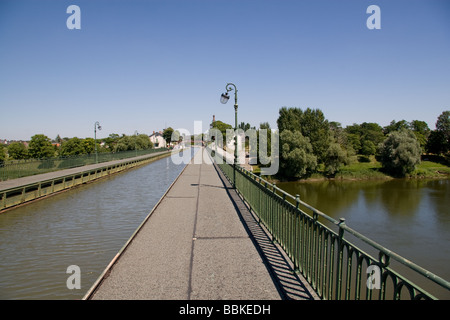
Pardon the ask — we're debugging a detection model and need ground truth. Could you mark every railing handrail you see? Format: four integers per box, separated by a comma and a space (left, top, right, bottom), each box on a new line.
207, 145, 450, 298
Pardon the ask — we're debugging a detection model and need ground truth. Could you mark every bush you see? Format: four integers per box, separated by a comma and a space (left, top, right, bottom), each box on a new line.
324, 143, 348, 175
378, 129, 421, 176
279, 130, 317, 179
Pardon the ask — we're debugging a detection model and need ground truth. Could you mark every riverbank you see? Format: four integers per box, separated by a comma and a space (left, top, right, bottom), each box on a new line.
253, 158, 450, 183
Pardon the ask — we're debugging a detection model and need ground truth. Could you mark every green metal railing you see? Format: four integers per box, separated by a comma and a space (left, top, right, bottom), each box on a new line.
0, 148, 168, 181
209, 147, 450, 300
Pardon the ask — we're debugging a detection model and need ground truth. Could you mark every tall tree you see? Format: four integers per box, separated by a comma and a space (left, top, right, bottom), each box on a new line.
324, 142, 349, 175
162, 127, 174, 145
435, 111, 450, 153
277, 107, 331, 163
28, 134, 55, 159
410, 120, 430, 152
379, 129, 421, 176
298, 108, 331, 163
277, 107, 302, 132
279, 130, 317, 179
60, 137, 85, 156
8, 142, 29, 160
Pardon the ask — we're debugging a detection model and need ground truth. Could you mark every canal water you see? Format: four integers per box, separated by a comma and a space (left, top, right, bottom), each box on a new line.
0, 148, 197, 299
277, 178, 450, 299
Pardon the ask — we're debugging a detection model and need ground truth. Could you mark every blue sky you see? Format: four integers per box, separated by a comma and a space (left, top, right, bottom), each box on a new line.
1, 0, 449, 141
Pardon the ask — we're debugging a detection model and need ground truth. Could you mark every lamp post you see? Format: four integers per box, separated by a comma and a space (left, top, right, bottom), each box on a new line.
220, 83, 238, 188
94, 121, 102, 164
134, 130, 139, 157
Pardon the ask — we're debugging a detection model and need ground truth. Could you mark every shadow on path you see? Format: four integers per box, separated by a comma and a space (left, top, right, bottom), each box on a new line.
212, 163, 319, 300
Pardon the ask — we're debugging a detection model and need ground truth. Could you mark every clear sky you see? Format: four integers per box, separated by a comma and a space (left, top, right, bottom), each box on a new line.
1, 0, 449, 141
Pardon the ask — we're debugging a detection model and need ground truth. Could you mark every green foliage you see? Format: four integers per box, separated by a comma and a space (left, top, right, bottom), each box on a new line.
378, 129, 422, 176
426, 130, 447, 155
277, 107, 302, 133
360, 140, 376, 156
162, 127, 174, 145
383, 119, 410, 135
345, 122, 384, 155
104, 133, 120, 151
279, 130, 317, 179
28, 134, 55, 159
60, 137, 86, 156
324, 143, 349, 175
0, 145, 6, 164
435, 110, 450, 153
436, 111, 450, 139
277, 107, 330, 163
114, 134, 153, 152
8, 142, 29, 160
83, 138, 95, 154
211, 120, 233, 145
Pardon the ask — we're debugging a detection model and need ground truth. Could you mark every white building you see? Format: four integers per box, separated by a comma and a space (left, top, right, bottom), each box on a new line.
149, 131, 166, 148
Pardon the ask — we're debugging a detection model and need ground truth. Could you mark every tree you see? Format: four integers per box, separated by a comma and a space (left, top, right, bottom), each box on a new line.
410, 120, 430, 152
378, 129, 421, 176
435, 110, 450, 153
298, 108, 331, 163
324, 142, 349, 176
383, 120, 410, 135
426, 130, 447, 155
28, 134, 55, 159
115, 135, 133, 152
104, 133, 120, 151
211, 120, 233, 145
277, 107, 331, 163
257, 122, 272, 165
436, 111, 450, 138
8, 142, 29, 159
162, 127, 174, 145
238, 122, 251, 131
279, 130, 317, 179
360, 140, 376, 156
60, 137, 85, 156
135, 134, 153, 150
83, 138, 96, 154
277, 107, 302, 133
0, 145, 6, 165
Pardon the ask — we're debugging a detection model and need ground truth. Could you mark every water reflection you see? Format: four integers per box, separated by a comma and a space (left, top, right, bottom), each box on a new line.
277, 178, 450, 291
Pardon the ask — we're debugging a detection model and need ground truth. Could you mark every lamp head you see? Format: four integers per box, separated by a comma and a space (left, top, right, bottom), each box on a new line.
220, 92, 230, 104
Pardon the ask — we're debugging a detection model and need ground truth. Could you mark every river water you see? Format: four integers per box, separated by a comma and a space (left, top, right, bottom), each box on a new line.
0, 149, 196, 299
277, 178, 450, 299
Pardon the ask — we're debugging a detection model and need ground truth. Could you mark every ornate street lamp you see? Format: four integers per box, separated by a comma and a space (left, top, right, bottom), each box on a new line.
134, 130, 139, 157
220, 83, 238, 188
94, 121, 102, 164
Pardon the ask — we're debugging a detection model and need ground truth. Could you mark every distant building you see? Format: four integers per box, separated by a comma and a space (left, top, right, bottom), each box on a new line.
149, 131, 166, 148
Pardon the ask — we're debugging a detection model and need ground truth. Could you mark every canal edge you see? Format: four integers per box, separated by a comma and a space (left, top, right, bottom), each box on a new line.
0, 150, 176, 214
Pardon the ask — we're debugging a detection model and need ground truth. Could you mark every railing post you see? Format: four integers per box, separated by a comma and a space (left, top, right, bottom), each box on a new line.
294, 194, 300, 273
335, 217, 346, 300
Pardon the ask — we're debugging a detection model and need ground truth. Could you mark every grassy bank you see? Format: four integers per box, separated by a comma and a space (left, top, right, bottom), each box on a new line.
252, 156, 450, 182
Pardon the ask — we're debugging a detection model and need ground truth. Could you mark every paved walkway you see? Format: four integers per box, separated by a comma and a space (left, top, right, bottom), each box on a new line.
88, 148, 318, 300
0, 151, 169, 191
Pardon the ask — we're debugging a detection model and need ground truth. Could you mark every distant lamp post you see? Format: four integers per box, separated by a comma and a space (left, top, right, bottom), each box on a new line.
220, 83, 238, 188
134, 130, 139, 157
94, 121, 102, 164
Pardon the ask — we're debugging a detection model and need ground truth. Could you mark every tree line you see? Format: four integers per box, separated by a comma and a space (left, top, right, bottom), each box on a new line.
213, 109, 449, 179
276, 108, 449, 178
0, 132, 155, 162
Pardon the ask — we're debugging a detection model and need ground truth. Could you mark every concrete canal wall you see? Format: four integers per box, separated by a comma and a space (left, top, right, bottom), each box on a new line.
0, 150, 174, 213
